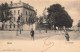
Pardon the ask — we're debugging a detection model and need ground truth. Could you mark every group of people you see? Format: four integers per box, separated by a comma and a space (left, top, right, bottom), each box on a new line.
30, 28, 70, 41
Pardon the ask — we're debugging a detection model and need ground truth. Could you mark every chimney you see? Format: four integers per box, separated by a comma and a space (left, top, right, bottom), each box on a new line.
11, 1, 13, 7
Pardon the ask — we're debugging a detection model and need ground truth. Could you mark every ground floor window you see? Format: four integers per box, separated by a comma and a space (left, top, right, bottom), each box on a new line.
10, 24, 12, 28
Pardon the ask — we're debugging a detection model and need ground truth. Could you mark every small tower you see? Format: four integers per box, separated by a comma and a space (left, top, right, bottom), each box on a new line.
19, 0, 21, 3
43, 7, 48, 16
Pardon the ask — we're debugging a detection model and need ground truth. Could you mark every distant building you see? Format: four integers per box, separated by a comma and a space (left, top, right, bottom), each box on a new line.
78, 20, 80, 31
71, 20, 80, 31
78, 20, 80, 27
3, 1, 36, 31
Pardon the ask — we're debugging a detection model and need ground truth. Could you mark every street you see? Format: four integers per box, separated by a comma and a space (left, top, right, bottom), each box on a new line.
0, 30, 80, 40
0, 30, 80, 52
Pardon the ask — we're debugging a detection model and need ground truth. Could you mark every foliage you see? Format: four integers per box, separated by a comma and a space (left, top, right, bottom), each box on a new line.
47, 4, 73, 28
0, 3, 11, 22
27, 14, 36, 25
38, 16, 43, 23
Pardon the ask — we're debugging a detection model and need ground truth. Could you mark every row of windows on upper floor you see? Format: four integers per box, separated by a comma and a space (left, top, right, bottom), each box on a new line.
10, 10, 34, 16
11, 16, 33, 22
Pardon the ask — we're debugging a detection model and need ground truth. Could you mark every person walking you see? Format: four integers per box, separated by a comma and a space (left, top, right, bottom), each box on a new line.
65, 31, 70, 41
30, 28, 34, 40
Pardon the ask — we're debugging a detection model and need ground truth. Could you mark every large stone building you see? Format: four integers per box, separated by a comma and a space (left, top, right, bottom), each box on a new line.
3, 1, 37, 31
9, 1, 36, 23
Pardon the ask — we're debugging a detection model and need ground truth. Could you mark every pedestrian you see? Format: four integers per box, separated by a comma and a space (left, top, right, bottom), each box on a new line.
30, 28, 34, 40
65, 31, 70, 41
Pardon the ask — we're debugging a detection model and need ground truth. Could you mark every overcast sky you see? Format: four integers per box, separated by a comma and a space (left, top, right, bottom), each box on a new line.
0, 0, 80, 26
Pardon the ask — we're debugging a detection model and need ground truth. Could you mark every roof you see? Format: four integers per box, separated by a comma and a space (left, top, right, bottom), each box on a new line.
8, 1, 35, 11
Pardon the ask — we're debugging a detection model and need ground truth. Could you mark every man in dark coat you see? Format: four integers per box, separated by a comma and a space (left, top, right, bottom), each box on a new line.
65, 31, 70, 41
30, 28, 34, 40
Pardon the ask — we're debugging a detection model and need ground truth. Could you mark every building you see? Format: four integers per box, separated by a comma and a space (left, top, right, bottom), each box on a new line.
3, 1, 36, 31
9, 0, 36, 23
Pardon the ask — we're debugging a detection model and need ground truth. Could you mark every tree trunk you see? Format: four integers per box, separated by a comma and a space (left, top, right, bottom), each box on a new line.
2, 21, 5, 30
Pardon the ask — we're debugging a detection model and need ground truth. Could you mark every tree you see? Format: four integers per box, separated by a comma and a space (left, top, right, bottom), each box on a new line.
0, 3, 12, 30
0, 3, 11, 22
27, 14, 36, 25
47, 4, 73, 30
0, 5, 1, 21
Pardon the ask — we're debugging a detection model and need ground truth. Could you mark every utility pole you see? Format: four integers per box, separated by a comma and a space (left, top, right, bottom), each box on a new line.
43, 7, 48, 33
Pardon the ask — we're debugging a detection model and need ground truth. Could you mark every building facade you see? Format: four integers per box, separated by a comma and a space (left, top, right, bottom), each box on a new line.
3, 1, 36, 31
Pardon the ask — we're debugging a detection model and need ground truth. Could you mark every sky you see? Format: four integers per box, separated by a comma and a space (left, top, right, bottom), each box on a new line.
0, 0, 80, 26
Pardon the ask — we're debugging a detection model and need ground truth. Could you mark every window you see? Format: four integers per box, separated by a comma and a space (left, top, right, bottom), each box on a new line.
26, 17, 27, 22
21, 13, 22, 17
14, 24, 15, 28
29, 12, 30, 16
10, 24, 12, 28
10, 11, 12, 13
10, 11, 12, 15
18, 10, 20, 15
5, 24, 7, 28
14, 10, 16, 15
26, 11, 27, 15
14, 17, 15, 22
31, 13, 33, 16
31, 13, 32, 15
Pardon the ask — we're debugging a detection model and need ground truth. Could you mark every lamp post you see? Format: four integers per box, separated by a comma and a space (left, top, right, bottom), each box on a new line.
45, 23, 47, 33
20, 24, 21, 34
16, 23, 18, 36
16, 22, 20, 36
16, 14, 22, 36
20, 22, 23, 34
